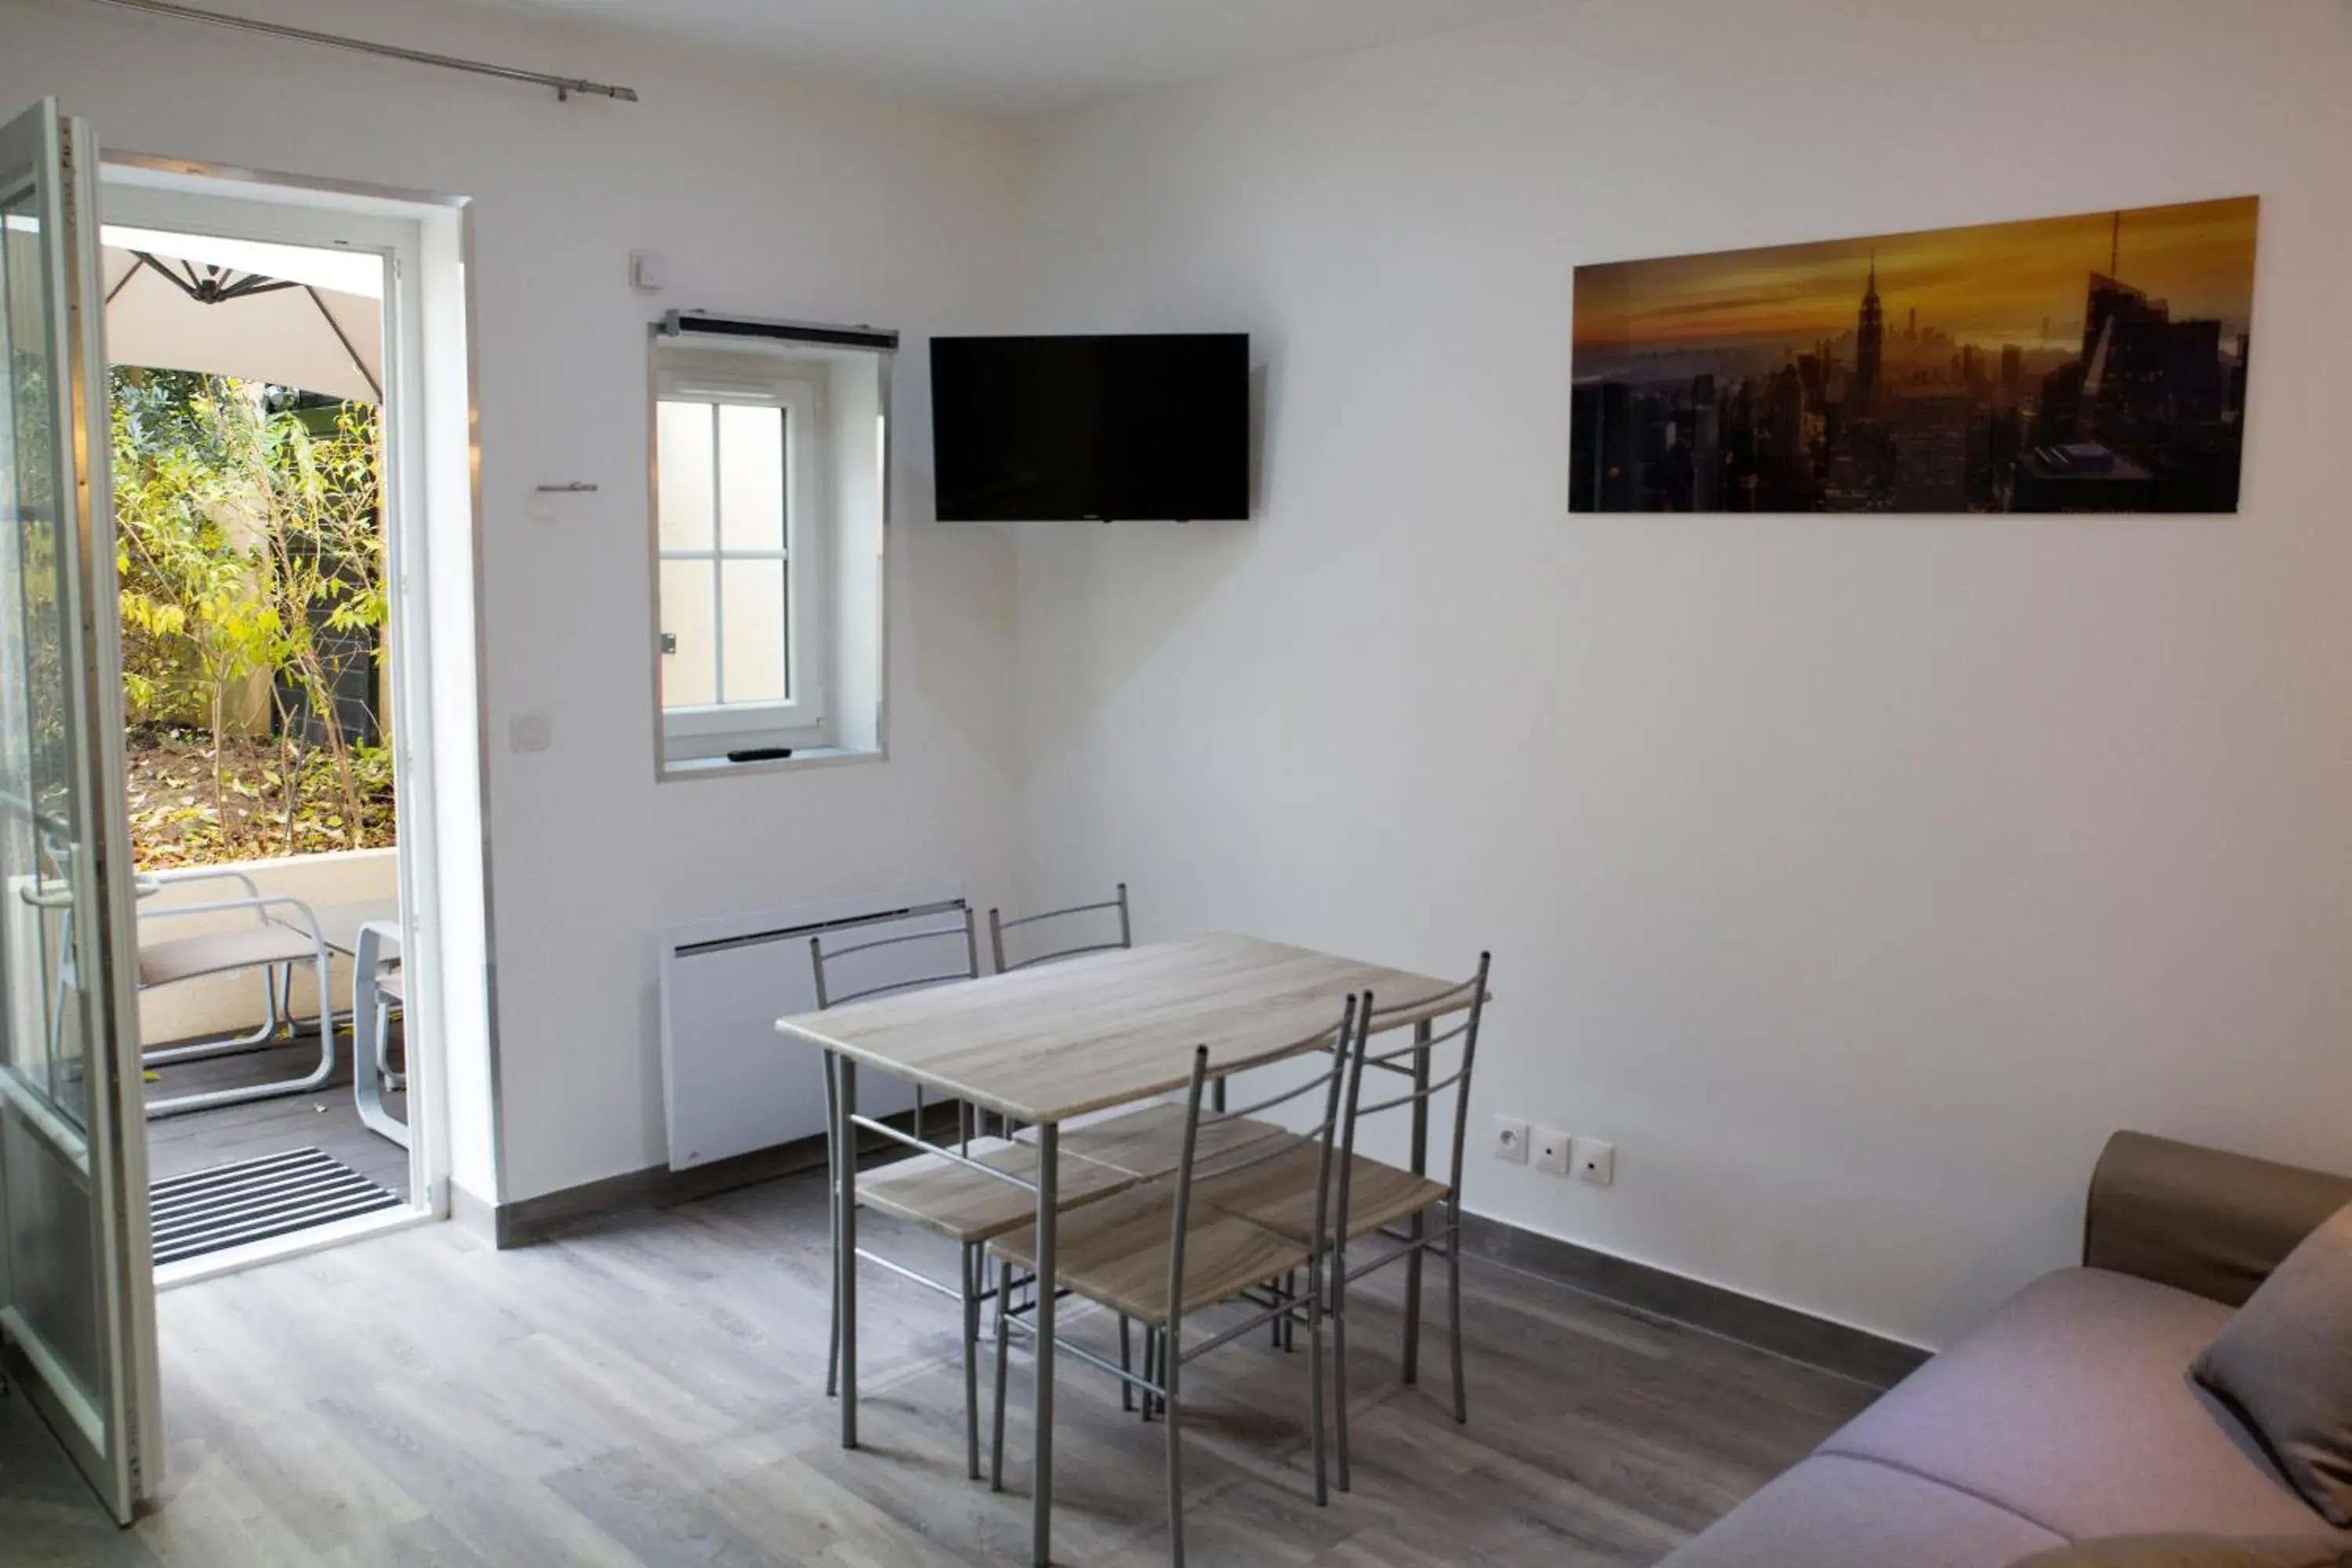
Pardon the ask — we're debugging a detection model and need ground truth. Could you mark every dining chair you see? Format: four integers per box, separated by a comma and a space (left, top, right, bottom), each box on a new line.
986, 998, 1363, 1565
993, 882, 1291, 1403
1202, 956, 1491, 1491
810, 907, 1138, 1481
985, 882, 1131, 974
985, 883, 1131, 1145
999, 884, 1283, 1178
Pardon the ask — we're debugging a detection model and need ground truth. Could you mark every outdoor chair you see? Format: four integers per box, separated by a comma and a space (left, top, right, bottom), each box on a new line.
350, 916, 408, 1148
135, 866, 338, 1118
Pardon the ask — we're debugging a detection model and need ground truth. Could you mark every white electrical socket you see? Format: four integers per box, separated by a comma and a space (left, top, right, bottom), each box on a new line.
1493, 1116, 1530, 1164
1534, 1128, 1571, 1174
1574, 1138, 1617, 1187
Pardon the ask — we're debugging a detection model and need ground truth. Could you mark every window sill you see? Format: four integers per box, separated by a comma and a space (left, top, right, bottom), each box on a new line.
658, 743, 885, 783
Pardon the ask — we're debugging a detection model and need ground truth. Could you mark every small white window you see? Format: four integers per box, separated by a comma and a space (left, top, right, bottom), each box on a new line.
651, 321, 891, 775
656, 370, 826, 752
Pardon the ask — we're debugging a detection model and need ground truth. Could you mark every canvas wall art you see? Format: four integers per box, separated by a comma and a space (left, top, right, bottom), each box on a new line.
1569, 197, 2259, 514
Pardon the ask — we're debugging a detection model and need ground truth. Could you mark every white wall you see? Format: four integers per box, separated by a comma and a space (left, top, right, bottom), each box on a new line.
1013, 0, 2352, 1348
2, 0, 1028, 1204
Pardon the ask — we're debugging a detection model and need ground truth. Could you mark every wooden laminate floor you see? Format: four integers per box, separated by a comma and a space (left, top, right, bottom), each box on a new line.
12, 1171, 1878, 1566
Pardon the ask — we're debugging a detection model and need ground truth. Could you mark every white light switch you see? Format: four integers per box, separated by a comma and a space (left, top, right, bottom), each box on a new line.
509, 712, 553, 753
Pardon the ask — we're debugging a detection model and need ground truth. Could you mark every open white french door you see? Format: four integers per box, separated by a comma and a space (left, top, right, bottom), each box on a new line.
0, 98, 162, 1523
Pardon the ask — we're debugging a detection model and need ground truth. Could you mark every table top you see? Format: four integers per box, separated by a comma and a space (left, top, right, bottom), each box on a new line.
773, 931, 1471, 1125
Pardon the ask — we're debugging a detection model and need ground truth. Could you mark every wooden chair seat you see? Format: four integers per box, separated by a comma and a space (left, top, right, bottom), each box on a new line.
858, 1136, 1138, 1245
1024, 1100, 1296, 1179
1198, 1141, 1450, 1247
990, 1180, 1312, 1322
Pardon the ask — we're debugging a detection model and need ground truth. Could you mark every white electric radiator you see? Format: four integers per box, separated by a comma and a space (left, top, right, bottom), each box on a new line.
657, 884, 961, 1171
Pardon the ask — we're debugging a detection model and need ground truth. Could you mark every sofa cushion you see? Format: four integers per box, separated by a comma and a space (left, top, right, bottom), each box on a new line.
2011, 1537, 2352, 1567
1823, 1269, 2347, 1542
2194, 1203, 2352, 1526
1661, 1453, 2062, 1568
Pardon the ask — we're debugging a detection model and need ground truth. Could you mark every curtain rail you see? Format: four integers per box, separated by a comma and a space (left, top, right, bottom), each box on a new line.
84, 0, 640, 103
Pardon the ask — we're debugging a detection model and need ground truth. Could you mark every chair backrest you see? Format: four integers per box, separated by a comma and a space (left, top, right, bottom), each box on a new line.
808, 906, 982, 1011
1163, 996, 1360, 1330
1338, 955, 1492, 1223
986, 884, 1131, 974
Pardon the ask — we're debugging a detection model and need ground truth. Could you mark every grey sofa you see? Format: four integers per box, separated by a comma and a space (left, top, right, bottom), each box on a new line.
1664, 1133, 2352, 1567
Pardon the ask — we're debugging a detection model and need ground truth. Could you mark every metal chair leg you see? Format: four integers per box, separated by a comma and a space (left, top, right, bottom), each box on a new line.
1120, 1314, 1135, 1414
1308, 1260, 1328, 1506
140, 960, 298, 1066
962, 1243, 982, 1481
825, 1054, 841, 1401
1403, 1017, 1432, 1386
989, 1254, 1012, 1492
1334, 1240, 1352, 1492
1402, 1213, 1425, 1387
1448, 1201, 1468, 1424
147, 942, 339, 1118
1164, 1323, 1185, 1568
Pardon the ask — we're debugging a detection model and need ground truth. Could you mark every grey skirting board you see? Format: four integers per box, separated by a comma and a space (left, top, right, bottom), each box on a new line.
1455, 1213, 1930, 1388
470, 1132, 1930, 1390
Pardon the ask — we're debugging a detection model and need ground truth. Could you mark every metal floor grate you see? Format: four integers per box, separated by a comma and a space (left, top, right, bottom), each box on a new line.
150, 1147, 402, 1265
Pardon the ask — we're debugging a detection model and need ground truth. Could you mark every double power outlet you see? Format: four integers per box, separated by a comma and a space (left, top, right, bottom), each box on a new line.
1494, 1117, 1615, 1185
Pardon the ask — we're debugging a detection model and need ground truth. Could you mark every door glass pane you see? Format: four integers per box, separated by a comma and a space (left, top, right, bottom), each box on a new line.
719, 558, 787, 706
0, 175, 84, 1131
659, 559, 716, 708
718, 402, 785, 551
656, 400, 713, 550
0, 100, 157, 1527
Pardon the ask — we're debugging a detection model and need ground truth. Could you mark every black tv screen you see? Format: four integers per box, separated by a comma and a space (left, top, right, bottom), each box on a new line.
930, 334, 1249, 521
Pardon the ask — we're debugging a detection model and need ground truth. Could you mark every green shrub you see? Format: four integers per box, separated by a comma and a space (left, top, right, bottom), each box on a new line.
111, 369, 390, 865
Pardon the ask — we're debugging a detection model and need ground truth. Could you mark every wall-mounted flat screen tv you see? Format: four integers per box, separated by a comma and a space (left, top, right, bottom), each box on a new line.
930, 333, 1250, 521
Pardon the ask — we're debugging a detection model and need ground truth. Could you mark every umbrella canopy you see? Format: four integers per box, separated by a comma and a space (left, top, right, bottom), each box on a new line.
101, 226, 383, 406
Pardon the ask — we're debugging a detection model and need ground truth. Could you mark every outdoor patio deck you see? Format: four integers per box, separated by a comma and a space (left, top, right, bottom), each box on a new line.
143, 1022, 409, 1202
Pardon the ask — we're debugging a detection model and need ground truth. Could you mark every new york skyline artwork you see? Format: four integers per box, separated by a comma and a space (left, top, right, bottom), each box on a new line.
1569, 197, 2259, 514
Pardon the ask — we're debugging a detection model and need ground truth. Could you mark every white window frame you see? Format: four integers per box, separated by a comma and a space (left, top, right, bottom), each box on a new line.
653, 357, 830, 760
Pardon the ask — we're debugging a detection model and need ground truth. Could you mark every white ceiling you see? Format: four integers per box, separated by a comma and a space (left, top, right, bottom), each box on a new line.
466, 0, 1567, 116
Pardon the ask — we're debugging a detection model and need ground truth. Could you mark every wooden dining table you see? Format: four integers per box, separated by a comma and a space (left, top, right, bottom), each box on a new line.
774, 930, 1471, 1566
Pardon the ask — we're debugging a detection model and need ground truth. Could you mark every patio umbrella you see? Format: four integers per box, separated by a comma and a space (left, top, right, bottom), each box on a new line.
100, 225, 383, 405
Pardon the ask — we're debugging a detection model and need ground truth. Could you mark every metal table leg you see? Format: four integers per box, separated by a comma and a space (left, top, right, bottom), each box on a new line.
1032, 1120, 1058, 1566
837, 1054, 858, 1449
